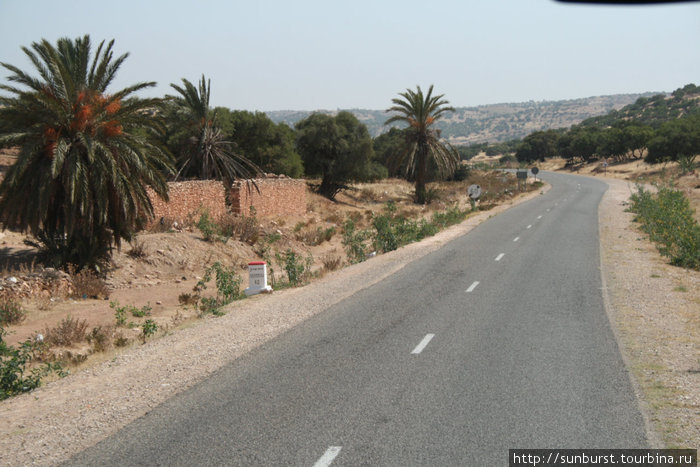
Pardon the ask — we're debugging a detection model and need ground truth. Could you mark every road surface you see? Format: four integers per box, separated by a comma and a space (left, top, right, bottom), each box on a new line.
67, 171, 648, 466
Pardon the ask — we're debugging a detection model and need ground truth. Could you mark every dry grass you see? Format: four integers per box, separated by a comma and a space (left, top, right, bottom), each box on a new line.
0, 297, 25, 325
42, 315, 89, 347
126, 238, 149, 260
70, 267, 109, 299
321, 253, 343, 272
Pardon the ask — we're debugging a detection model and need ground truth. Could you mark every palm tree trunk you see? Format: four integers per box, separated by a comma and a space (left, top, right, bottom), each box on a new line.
415, 145, 428, 204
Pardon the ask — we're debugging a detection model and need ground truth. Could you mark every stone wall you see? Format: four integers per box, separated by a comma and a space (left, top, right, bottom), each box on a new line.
146, 180, 228, 228
230, 176, 306, 217
145, 177, 306, 229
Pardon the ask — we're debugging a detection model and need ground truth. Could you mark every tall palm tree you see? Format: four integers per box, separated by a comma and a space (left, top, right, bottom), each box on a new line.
168, 75, 260, 184
385, 85, 459, 204
0, 35, 173, 269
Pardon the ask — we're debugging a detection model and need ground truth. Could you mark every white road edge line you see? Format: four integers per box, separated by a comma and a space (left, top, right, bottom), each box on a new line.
411, 334, 435, 354
466, 281, 480, 293
313, 446, 342, 467
513, 236, 520, 242
495, 253, 505, 261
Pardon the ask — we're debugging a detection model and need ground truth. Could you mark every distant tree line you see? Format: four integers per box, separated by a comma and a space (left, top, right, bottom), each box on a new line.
514, 84, 700, 167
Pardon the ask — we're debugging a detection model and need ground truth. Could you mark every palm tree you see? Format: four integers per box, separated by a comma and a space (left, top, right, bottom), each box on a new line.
385, 85, 459, 204
168, 75, 259, 184
0, 35, 173, 269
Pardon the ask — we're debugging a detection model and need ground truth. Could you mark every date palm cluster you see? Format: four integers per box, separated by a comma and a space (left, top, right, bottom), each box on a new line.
0, 36, 172, 269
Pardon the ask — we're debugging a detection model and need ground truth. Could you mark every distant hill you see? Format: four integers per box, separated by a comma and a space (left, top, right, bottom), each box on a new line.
266, 92, 657, 145
579, 83, 700, 129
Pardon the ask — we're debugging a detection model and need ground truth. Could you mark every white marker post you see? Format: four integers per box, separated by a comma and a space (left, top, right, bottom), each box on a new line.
244, 261, 273, 296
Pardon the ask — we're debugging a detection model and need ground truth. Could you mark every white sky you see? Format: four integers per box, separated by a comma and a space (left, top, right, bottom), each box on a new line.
1, 0, 698, 111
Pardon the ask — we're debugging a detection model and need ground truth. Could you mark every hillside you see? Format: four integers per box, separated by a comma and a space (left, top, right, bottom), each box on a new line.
266, 92, 656, 144
579, 83, 700, 128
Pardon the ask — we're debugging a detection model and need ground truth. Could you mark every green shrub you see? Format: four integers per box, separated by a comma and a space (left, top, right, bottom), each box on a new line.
342, 219, 370, 263
431, 205, 468, 229
275, 249, 312, 286
371, 202, 463, 253
1, 326, 65, 400
196, 210, 219, 242
628, 184, 700, 270
141, 319, 158, 342
194, 262, 242, 316
110, 301, 152, 326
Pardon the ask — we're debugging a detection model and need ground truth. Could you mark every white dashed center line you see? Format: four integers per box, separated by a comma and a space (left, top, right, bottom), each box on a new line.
526, 224, 532, 229
495, 253, 505, 262
513, 236, 520, 242
411, 334, 435, 354
537, 215, 543, 219
313, 446, 342, 467
466, 281, 480, 293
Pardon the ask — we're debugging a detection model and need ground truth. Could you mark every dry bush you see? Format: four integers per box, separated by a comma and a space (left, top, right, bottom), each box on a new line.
321, 254, 342, 272
70, 267, 109, 299
86, 325, 114, 352
114, 331, 129, 347
36, 295, 55, 311
348, 211, 363, 223
126, 239, 149, 259
219, 213, 260, 245
178, 292, 199, 306
358, 188, 379, 202
42, 315, 88, 347
0, 297, 25, 325
293, 221, 306, 233
324, 212, 344, 225
295, 226, 336, 246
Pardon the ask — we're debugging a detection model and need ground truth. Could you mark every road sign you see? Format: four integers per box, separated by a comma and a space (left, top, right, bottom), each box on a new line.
531, 167, 539, 175
516, 171, 527, 180
467, 184, 482, 200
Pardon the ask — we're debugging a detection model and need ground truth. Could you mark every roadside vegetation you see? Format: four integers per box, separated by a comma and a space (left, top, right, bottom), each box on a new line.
628, 184, 700, 270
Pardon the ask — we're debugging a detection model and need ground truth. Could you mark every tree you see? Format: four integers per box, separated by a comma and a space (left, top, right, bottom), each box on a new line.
597, 127, 628, 162
295, 111, 374, 200
516, 130, 559, 163
557, 127, 599, 165
646, 114, 700, 164
373, 127, 409, 177
215, 108, 304, 177
0, 35, 173, 269
168, 75, 259, 184
385, 85, 459, 204
622, 123, 654, 160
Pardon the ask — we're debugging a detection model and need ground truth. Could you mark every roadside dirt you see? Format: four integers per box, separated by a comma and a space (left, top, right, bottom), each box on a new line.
599, 178, 699, 449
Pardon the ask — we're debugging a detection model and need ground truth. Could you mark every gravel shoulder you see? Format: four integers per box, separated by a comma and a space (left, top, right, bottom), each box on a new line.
598, 177, 699, 449
1, 175, 697, 465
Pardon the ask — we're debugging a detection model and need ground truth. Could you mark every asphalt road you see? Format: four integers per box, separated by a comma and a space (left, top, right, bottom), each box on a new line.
67, 172, 649, 466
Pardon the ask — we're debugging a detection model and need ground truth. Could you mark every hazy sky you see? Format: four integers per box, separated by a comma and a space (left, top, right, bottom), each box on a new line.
1, 0, 698, 111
